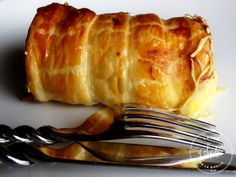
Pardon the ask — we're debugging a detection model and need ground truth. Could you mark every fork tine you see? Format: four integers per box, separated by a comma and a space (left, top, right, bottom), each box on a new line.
124, 122, 223, 146
124, 105, 215, 128
123, 114, 219, 137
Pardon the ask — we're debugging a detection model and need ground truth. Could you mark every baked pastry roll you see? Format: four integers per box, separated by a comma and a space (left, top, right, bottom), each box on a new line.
25, 3, 217, 118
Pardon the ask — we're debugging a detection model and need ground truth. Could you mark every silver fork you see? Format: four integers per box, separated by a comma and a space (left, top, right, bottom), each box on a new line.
0, 104, 223, 151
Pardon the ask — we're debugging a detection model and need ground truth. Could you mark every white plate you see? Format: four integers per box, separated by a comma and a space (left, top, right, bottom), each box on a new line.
0, 0, 236, 176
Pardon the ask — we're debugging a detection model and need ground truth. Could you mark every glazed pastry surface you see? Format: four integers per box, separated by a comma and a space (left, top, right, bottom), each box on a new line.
25, 3, 216, 117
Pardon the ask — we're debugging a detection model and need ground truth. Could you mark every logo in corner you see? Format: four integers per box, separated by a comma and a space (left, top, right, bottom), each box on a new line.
189, 131, 233, 174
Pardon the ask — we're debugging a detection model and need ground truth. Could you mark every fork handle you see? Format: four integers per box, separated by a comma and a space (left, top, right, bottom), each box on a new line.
0, 124, 116, 145
0, 125, 57, 145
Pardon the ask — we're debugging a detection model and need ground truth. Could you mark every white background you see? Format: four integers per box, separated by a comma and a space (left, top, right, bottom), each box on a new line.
0, 0, 236, 176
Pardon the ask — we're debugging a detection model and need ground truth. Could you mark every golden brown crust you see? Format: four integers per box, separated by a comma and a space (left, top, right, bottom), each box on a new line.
25, 3, 215, 113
